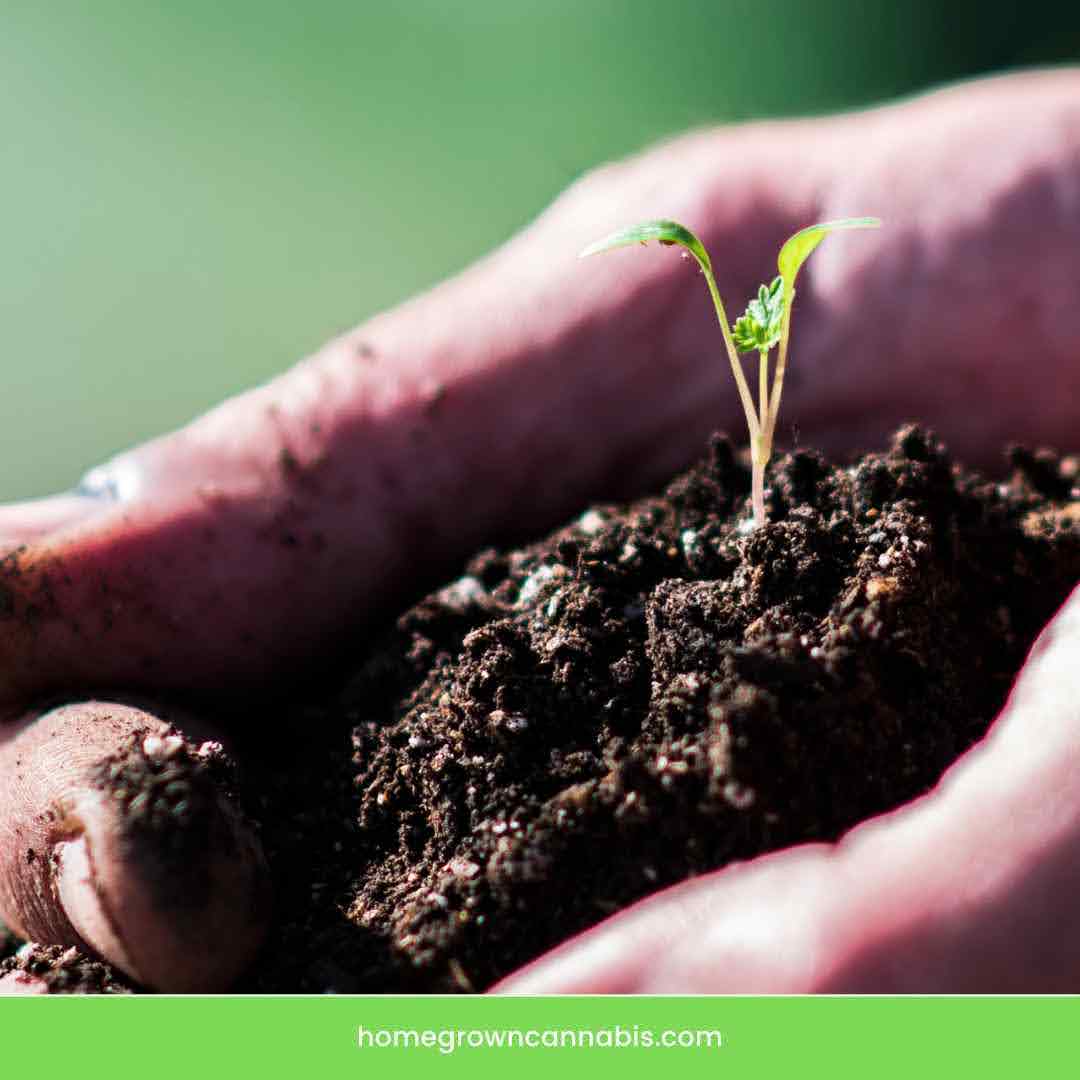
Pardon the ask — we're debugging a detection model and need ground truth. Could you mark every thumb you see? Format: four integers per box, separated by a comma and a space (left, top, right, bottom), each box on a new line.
0, 701, 270, 992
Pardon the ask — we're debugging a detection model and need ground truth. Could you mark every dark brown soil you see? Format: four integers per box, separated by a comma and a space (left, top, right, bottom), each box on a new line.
0, 942, 133, 994
5, 426, 1078, 992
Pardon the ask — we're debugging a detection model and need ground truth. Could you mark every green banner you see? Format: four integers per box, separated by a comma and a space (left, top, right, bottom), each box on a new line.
1, 996, 1076, 1077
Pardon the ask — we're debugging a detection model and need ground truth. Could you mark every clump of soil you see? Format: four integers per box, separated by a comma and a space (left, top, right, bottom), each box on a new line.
6, 427, 1078, 993
1, 943, 133, 994
243, 426, 1077, 992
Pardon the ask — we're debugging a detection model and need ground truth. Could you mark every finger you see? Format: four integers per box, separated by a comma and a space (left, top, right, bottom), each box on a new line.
0, 701, 270, 991
0, 494, 105, 547
786, 69, 1080, 463
3, 71, 1077, 709
497, 585, 1080, 993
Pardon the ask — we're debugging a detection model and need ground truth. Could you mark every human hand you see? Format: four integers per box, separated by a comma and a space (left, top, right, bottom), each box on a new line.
2, 69, 1078, 992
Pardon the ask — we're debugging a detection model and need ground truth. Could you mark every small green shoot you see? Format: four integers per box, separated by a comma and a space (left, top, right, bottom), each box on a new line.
579, 216, 880, 527
732, 276, 783, 354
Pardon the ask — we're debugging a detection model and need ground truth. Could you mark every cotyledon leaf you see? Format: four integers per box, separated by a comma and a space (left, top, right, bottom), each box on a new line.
579, 219, 713, 275
578, 217, 759, 437
777, 217, 881, 298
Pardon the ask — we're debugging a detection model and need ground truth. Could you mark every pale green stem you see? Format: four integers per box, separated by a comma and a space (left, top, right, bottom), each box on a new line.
751, 347, 770, 527
758, 348, 770, 435
765, 298, 794, 451
700, 264, 765, 527
699, 266, 760, 444
685, 246, 769, 527
751, 457, 766, 528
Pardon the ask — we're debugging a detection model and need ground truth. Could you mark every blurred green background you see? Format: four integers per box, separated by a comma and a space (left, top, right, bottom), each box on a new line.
2, 1, 1077, 500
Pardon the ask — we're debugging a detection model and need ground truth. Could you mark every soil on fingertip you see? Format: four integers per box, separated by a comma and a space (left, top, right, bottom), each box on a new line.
1, 942, 134, 994
7, 426, 1079, 993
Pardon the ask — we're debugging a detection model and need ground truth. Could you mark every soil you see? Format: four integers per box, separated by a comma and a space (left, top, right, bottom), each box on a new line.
0, 942, 133, 994
3, 426, 1078, 993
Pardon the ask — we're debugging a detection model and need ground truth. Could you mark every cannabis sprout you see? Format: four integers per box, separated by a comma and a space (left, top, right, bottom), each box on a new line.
580, 217, 880, 527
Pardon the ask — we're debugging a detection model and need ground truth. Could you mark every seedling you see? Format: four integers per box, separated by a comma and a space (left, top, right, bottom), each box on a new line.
579, 217, 880, 527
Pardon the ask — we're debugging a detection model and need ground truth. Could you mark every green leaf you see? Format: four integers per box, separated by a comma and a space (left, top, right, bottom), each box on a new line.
732, 275, 784, 353
776, 217, 880, 297
578, 219, 712, 274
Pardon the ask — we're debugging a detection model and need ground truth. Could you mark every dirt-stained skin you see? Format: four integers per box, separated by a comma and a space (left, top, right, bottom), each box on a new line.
0, 703, 269, 991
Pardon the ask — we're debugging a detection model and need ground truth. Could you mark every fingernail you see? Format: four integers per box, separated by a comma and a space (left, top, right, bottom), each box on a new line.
76, 457, 140, 503
54, 830, 139, 980
54, 732, 270, 992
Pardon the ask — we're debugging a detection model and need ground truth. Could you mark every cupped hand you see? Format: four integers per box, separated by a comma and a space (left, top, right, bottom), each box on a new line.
2, 69, 1078, 992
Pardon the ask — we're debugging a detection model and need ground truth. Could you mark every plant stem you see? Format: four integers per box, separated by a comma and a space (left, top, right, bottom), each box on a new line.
747, 349, 772, 528
758, 349, 770, 433
765, 299, 793, 450
700, 264, 767, 527
751, 456, 766, 528
749, 294, 797, 529
700, 267, 760, 444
